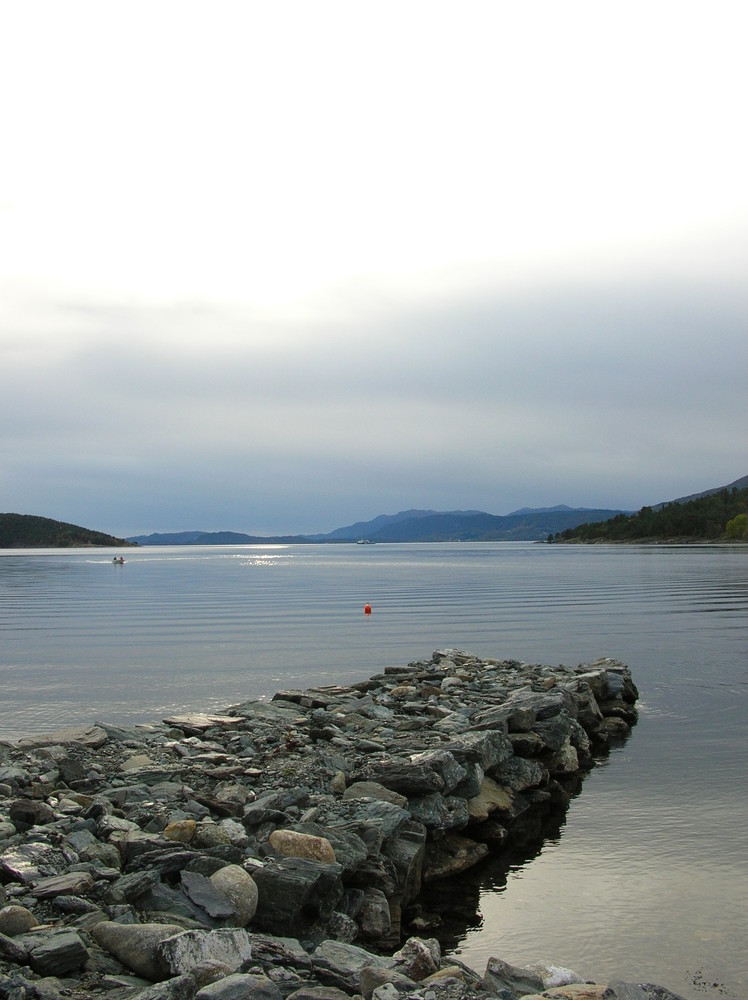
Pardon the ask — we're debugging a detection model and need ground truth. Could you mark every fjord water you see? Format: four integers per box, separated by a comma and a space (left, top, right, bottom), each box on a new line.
1, 542, 747, 999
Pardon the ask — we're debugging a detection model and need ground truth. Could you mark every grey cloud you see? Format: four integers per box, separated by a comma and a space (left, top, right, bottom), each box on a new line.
2, 269, 746, 535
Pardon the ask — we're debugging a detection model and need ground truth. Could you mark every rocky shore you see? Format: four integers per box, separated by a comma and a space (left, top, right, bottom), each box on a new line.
1, 649, 684, 1000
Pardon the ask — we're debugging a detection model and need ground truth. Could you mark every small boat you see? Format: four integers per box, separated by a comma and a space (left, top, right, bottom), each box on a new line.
356, 539, 375, 545
113, 556, 125, 564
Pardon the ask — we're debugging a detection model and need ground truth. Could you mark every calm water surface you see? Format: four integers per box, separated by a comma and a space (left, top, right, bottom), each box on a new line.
1, 542, 747, 999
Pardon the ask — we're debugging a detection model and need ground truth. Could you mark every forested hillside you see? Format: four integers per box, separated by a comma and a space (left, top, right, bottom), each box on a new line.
0, 514, 133, 548
553, 487, 748, 542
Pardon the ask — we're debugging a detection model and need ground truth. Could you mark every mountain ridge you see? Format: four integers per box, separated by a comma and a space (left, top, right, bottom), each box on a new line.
128, 505, 631, 545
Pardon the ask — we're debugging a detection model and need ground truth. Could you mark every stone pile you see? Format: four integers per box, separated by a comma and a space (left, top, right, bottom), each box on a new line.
0, 650, 684, 1000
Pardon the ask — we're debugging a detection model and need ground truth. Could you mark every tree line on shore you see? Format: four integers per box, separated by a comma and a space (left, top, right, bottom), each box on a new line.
552, 487, 748, 543
0, 513, 132, 548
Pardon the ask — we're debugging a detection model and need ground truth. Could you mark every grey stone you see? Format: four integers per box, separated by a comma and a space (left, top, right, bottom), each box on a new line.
253, 858, 343, 937
157, 928, 253, 978
249, 933, 313, 973
181, 871, 237, 920
342, 782, 408, 808
209, 864, 259, 926
0, 904, 38, 936
359, 887, 391, 940
9, 798, 56, 828
286, 987, 353, 1000
0, 842, 71, 885
17, 724, 109, 749
0, 929, 30, 964
392, 936, 440, 982
483, 956, 545, 997
92, 920, 185, 981
25, 929, 90, 975
311, 939, 393, 992
406, 793, 469, 830
196, 972, 282, 1000
32, 870, 95, 898
359, 967, 417, 1000
129, 974, 199, 1000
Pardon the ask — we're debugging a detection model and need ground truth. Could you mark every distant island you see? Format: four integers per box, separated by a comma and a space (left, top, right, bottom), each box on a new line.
552, 477, 748, 543
0, 513, 134, 549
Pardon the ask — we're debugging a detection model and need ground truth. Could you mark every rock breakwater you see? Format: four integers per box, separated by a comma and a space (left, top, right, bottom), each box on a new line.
0, 650, 684, 999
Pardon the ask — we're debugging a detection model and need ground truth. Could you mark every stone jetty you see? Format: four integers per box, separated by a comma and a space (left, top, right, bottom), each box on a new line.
0, 650, 684, 1000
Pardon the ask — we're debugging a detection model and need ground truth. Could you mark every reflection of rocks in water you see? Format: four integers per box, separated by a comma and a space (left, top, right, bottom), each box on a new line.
413, 732, 633, 953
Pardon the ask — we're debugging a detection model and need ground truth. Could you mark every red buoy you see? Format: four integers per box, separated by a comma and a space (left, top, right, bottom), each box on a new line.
364, 603, 372, 615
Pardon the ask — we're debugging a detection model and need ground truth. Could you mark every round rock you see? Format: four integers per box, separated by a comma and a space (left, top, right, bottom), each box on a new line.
209, 864, 259, 926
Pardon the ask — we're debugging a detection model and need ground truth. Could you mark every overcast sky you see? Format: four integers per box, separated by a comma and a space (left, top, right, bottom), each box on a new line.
1, 2, 746, 536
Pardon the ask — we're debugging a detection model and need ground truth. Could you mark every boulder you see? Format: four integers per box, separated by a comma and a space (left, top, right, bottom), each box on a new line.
343, 781, 408, 808
484, 956, 546, 997
0, 842, 71, 885
24, 928, 90, 975
32, 870, 95, 898
269, 829, 336, 864
252, 858, 343, 936
0, 904, 38, 936
467, 777, 513, 822
423, 833, 488, 882
311, 939, 393, 992
181, 870, 237, 920
209, 864, 259, 926
92, 920, 184, 981
157, 928, 253, 978
9, 798, 56, 828
392, 936, 441, 981
195, 972, 282, 999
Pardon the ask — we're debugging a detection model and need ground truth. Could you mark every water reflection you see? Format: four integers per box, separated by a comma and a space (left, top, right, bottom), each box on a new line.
416, 734, 632, 954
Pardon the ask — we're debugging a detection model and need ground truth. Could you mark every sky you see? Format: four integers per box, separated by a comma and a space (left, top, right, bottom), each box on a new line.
1, 1, 747, 537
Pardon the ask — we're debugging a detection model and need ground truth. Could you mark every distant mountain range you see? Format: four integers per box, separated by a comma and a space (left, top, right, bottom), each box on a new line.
127, 504, 632, 545
5, 474, 744, 549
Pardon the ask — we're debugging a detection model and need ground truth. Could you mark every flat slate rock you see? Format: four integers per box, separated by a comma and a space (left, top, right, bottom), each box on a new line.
16, 724, 109, 748
163, 714, 241, 731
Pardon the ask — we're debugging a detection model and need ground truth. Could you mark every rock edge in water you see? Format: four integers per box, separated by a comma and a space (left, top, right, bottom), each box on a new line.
0, 650, 684, 999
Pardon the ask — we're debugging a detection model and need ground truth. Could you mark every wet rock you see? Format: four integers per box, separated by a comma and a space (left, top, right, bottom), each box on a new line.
467, 778, 513, 822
